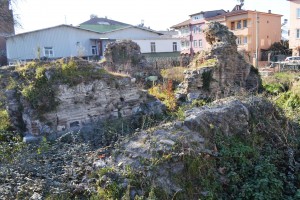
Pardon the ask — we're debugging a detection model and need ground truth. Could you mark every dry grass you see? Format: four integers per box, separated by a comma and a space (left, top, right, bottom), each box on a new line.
107, 71, 130, 78
161, 67, 186, 82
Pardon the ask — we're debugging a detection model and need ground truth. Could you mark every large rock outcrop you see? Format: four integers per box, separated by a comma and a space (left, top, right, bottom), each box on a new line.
104, 40, 160, 85
176, 22, 261, 101
104, 40, 149, 73
5, 59, 164, 136
1, 96, 287, 199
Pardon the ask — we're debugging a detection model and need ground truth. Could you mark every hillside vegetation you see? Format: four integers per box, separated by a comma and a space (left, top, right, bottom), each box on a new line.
0, 59, 300, 199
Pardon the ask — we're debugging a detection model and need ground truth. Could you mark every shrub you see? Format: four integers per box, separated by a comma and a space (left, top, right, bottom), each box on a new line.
0, 110, 11, 130
263, 83, 285, 95
161, 67, 186, 82
149, 80, 177, 111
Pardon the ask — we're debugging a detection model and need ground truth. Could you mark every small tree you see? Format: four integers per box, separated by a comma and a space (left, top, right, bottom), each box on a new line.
90, 14, 98, 19
237, 0, 244, 8
0, 0, 20, 32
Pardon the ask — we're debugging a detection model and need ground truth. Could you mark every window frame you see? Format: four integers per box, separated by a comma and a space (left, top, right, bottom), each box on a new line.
237, 20, 242, 29
199, 39, 203, 48
297, 8, 300, 18
236, 36, 242, 45
181, 41, 185, 47
231, 22, 235, 30
150, 42, 156, 53
173, 42, 177, 52
193, 40, 197, 47
185, 41, 190, 47
243, 20, 247, 28
91, 45, 98, 55
243, 36, 248, 44
44, 47, 54, 58
297, 29, 300, 39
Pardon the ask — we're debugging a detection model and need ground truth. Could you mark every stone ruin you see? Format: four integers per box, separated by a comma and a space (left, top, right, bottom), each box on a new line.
104, 40, 149, 73
5, 59, 164, 137
104, 40, 161, 86
176, 22, 261, 101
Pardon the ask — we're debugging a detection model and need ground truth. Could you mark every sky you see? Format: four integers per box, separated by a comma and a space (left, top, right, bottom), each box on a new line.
13, 0, 289, 34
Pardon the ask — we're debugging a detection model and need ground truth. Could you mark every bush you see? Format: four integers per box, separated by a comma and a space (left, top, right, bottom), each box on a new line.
0, 109, 11, 130
148, 80, 177, 111
263, 83, 285, 95
161, 67, 186, 82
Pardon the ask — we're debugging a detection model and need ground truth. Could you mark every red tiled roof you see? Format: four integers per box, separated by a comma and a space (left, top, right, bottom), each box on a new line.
171, 19, 191, 28
206, 9, 282, 21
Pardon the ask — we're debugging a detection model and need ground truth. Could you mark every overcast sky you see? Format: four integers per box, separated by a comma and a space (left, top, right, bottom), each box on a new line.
14, 0, 289, 34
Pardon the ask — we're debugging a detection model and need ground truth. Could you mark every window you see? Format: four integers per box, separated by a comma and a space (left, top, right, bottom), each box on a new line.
243, 20, 247, 28
185, 41, 190, 47
193, 27, 197, 34
91, 46, 97, 55
193, 40, 197, 47
199, 39, 203, 47
297, 29, 300, 39
297, 8, 300, 18
173, 42, 177, 51
243, 36, 248, 44
237, 20, 242, 29
231, 22, 235, 30
151, 42, 156, 53
236, 36, 242, 45
198, 26, 201, 33
181, 41, 185, 47
44, 47, 54, 57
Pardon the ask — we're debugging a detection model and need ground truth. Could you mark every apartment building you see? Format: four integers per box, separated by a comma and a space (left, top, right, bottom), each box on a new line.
171, 10, 226, 54
171, 7, 282, 60
207, 9, 282, 60
288, 0, 300, 55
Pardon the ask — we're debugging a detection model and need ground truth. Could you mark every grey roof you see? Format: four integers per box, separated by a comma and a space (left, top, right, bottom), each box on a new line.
189, 9, 227, 18
80, 17, 131, 26
8, 24, 163, 39
8, 24, 101, 38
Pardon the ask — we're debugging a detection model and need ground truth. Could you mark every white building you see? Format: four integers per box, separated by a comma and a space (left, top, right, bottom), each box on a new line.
6, 24, 181, 62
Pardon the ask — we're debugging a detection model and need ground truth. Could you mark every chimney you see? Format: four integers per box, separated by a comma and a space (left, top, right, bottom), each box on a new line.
268, 10, 271, 13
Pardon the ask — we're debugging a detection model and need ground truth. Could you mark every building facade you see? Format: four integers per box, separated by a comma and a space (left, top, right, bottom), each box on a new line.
171, 10, 226, 54
288, 0, 300, 55
171, 8, 282, 61
207, 9, 282, 60
6, 25, 181, 62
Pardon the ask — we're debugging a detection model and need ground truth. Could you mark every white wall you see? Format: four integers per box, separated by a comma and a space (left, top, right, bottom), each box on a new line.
133, 39, 181, 53
7, 25, 181, 60
6, 25, 102, 60
100, 27, 161, 40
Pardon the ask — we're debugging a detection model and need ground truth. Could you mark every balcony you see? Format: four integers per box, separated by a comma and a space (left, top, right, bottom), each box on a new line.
174, 32, 191, 38
230, 27, 249, 36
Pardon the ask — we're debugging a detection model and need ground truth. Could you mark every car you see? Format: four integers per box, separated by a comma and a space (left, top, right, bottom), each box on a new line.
284, 56, 300, 62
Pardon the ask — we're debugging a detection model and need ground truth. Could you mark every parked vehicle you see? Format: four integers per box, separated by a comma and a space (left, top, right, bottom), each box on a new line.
284, 56, 300, 62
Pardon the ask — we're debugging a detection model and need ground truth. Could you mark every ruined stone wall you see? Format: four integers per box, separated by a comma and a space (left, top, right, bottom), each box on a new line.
21, 77, 162, 136
5, 60, 164, 136
176, 22, 261, 101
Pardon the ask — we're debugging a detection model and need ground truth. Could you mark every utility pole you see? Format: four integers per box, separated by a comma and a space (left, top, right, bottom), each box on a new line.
255, 11, 259, 68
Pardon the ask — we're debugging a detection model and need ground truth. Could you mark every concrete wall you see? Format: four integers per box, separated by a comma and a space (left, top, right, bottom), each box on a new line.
133, 38, 181, 53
